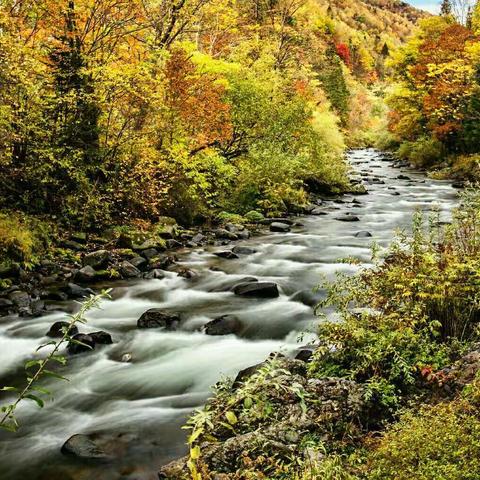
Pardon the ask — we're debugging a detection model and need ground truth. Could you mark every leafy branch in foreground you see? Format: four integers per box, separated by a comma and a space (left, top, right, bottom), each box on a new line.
0, 290, 111, 432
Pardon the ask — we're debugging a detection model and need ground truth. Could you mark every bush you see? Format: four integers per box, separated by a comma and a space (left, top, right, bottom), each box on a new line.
397, 136, 445, 168
0, 213, 52, 267
368, 399, 480, 480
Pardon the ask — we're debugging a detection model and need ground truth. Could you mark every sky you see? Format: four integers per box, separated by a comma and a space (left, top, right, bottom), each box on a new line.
407, 0, 440, 13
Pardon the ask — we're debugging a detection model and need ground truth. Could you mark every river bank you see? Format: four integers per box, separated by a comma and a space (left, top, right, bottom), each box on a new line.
0, 149, 460, 480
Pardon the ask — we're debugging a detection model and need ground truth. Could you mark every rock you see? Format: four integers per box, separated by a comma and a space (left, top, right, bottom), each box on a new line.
452, 182, 465, 189
295, 347, 316, 362
74, 266, 96, 283
71, 232, 87, 244
42, 290, 68, 301
66, 283, 94, 299
270, 222, 291, 233
177, 268, 199, 280
335, 215, 360, 222
397, 174, 411, 180
232, 246, 257, 255
135, 238, 165, 251
30, 299, 45, 316
354, 231, 372, 238
127, 256, 147, 271
61, 434, 109, 459
166, 239, 183, 249
192, 233, 206, 244
116, 233, 133, 249
214, 251, 239, 260
141, 248, 159, 260
150, 254, 176, 270
8, 291, 30, 308
204, 315, 242, 336
47, 321, 79, 338
119, 261, 140, 278
214, 229, 238, 241
157, 224, 176, 240
90, 331, 113, 345
0, 298, 13, 309
67, 333, 95, 354
233, 282, 279, 298
143, 269, 165, 280
237, 229, 250, 240
60, 240, 86, 251
83, 250, 111, 269
121, 353, 133, 363
137, 309, 180, 330
311, 208, 328, 216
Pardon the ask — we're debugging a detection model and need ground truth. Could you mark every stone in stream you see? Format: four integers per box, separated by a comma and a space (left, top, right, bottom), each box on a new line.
143, 269, 165, 280
119, 260, 141, 278
61, 434, 109, 459
67, 333, 95, 354
83, 250, 111, 269
335, 215, 360, 222
270, 222, 291, 233
203, 315, 242, 336
310, 207, 328, 216
214, 228, 238, 240
65, 283, 94, 299
233, 282, 279, 298
137, 308, 180, 330
354, 231, 372, 238
141, 248, 159, 260
232, 246, 257, 255
397, 174, 411, 180
47, 321, 79, 338
129, 255, 148, 271
215, 250, 239, 259
74, 265, 96, 283
90, 331, 113, 345
8, 290, 30, 307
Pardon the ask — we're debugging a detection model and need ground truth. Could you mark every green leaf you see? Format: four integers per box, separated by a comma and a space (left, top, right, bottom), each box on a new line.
0, 387, 18, 392
25, 394, 44, 409
43, 370, 69, 381
25, 359, 43, 370
225, 411, 237, 425
243, 397, 253, 409
188, 427, 204, 444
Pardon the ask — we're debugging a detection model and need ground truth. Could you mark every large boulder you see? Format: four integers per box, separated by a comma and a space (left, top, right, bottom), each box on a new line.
65, 283, 94, 299
67, 333, 95, 354
8, 291, 30, 308
46, 321, 79, 338
83, 250, 111, 270
270, 222, 291, 233
74, 266, 97, 283
137, 309, 180, 330
89, 331, 113, 345
203, 315, 242, 336
61, 434, 109, 459
233, 282, 279, 298
214, 251, 239, 260
119, 260, 140, 278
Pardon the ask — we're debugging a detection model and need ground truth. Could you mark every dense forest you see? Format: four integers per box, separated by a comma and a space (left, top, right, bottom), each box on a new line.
2, 1, 480, 480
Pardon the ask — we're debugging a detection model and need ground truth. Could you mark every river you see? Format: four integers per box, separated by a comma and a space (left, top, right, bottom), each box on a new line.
0, 149, 458, 479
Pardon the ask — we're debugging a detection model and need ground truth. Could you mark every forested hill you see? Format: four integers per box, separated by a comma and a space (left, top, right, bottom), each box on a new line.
0, 0, 425, 263
322, 0, 428, 41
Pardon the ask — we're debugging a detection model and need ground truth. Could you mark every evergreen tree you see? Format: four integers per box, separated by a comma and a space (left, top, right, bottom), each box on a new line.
440, 0, 453, 16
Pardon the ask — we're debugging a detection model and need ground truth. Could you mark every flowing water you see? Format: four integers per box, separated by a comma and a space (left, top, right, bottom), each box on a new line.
0, 149, 459, 479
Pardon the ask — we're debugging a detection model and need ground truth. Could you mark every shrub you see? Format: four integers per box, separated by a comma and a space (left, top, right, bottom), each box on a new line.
368, 399, 480, 480
397, 136, 445, 168
0, 213, 52, 267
